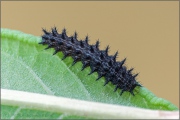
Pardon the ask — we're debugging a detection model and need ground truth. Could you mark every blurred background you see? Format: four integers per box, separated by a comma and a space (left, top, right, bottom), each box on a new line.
2, 1, 179, 107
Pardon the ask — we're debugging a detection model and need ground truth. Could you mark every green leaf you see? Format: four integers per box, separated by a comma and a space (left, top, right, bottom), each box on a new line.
1, 28, 178, 119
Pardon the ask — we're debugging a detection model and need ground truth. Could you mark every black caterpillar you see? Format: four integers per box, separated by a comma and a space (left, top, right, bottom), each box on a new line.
39, 27, 142, 96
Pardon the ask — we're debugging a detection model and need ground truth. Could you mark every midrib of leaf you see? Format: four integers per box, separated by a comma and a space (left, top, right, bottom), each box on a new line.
1, 28, 178, 115
2, 89, 179, 119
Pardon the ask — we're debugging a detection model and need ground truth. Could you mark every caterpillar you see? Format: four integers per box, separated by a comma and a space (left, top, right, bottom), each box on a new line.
39, 27, 142, 96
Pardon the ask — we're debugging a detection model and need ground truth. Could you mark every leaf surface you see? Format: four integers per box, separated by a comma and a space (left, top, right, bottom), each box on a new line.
1, 28, 178, 119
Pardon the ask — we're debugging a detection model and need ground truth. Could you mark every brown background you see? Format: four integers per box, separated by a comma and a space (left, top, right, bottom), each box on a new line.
2, 1, 179, 107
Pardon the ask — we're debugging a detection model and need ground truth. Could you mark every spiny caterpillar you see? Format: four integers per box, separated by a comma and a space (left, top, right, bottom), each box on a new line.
39, 27, 142, 96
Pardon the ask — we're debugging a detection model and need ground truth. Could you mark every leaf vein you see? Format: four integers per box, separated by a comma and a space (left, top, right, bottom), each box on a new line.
2, 51, 54, 95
